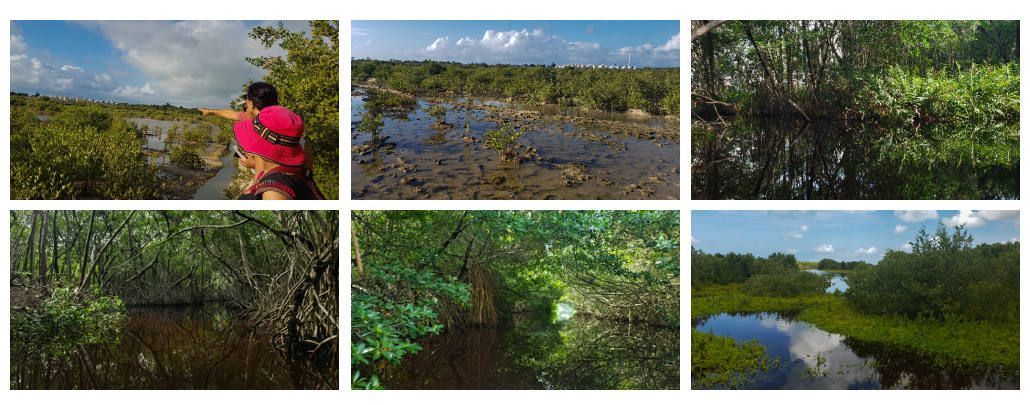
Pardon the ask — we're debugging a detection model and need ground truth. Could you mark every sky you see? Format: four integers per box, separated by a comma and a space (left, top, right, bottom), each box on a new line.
692, 211, 1020, 262
10, 20, 309, 107
352, 20, 680, 67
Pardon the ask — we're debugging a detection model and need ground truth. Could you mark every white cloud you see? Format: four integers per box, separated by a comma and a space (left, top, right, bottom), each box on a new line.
83, 20, 281, 106
422, 28, 678, 67
977, 210, 1019, 222
893, 224, 908, 234
691, 235, 699, 245
855, 246, 879, 255
12, 21, 290, 106
895, 210, 938, 222
786, 248, 798, 254
783, 224, 809, 239
113, 82, 157, 98
814, 244, 835, 253
900, 242, 913, 252
942, 210, 988, 228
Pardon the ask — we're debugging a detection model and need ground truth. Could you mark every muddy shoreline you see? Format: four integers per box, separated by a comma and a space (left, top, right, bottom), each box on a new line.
158, 142, 230, 199
352, 89, 680, 200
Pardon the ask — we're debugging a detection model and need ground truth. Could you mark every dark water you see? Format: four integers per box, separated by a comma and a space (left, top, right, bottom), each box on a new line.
352, 92, 680, 200
692, 118, 1019, 200
380, 313, 679, 390
693, 312, 1018, 389
805, 269, 849, 293
10, 304, 336, 389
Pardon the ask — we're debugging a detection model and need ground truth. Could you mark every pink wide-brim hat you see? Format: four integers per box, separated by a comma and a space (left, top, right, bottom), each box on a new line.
233, 105, 305, 166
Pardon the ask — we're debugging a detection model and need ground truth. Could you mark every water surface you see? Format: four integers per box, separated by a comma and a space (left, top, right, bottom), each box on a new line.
352, 92, 680, 200
693, 312, 1017, 389
381, 312, 679, 389
10, 304, 336, 389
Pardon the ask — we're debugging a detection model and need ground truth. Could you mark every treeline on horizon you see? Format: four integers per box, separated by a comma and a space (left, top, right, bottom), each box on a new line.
10, 210, 339, 386
692, 224, 1019, 323
353, 59, 680, 116
691, 20, 1019, 123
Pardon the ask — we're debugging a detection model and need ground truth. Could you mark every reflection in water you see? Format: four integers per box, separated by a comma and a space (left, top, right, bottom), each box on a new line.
10, 304, 336, 389
804, 269, 849, 293
381, 313, 679, 389
694, 313, 1018, 389
692, 118, 1019, 200
352, 92, 680, 200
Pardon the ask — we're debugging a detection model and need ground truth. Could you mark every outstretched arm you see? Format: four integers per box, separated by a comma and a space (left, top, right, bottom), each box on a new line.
199, 108, 241, 121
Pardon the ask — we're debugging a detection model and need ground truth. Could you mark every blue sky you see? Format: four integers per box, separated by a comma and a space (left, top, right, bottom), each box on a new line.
692, 211, 1020, 262
352, 20, 680, 67
10, 21, 307, 107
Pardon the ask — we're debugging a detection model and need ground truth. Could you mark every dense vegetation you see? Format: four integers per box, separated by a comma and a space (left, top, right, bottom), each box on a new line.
353, 59, 680, 116
691, 20, 1020, 199
847, 225, 1019, 322
10, 211, 339, 388
352, 211, 679, 389
247, 20, 339, 199
816, 258, 871, 271
691, 224, 1020, 387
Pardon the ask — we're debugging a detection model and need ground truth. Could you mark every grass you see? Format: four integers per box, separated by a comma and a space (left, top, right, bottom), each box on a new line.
691, 330, 779, 389
692, 284, 1019, 369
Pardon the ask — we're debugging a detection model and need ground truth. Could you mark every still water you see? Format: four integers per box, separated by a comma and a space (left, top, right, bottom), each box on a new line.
10, 304, 336, 389
805, 269, 849, 293
692, 118, 1019, 200
352, 92, 680, 200
693, 312, 1018, 389
380, 312, 679, 389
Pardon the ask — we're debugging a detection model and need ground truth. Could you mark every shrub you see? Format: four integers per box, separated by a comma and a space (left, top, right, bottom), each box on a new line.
484, 124, 526, 163
846, 224, 1019, 322
742, 270, 828, 297
169, 145, 206, 170
11, 288, 126, 358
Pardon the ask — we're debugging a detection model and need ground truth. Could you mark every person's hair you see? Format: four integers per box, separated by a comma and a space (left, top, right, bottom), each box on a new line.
246, 82, 279, 110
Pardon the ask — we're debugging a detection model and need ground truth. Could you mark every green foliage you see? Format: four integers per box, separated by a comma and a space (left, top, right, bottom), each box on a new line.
247, 20, 339, 199
351, 263, 469, 389
742, 270, 828, 297
483, 124, 525, 162
353, 59, 679, 115
169, 145, 206, 170
426, 104, 447, 123
10, 104, 160, 199
846, 224, 1019, 322
859, 63, 1020, 125
692, 330, 778, 389
352, 210, 680, 389
816, 259, 871, 270
11, 288, 126, 359
356, 111, 384, 138
691, 248, 798, 286
362, 88, 417, 117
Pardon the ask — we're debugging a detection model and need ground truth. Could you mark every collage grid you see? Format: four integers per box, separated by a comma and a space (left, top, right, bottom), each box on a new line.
0, 0, 1027, 401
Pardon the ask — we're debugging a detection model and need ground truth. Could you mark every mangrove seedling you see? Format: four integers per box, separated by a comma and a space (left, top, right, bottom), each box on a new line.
484, 124, 526, 165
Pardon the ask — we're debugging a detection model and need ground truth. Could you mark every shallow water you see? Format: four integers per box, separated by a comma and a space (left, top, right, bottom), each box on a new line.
352, 93, 680, 200
191, 142, 238, 200
693, 312, 1018, 389
10, 304, 336, 389
380, 313, 679, 389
